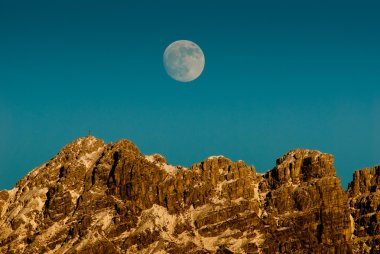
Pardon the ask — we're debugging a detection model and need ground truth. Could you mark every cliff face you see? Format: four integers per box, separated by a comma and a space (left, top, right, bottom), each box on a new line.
348, 166, 380, 253
0, 136, 378, 253
260, 150, 352, 253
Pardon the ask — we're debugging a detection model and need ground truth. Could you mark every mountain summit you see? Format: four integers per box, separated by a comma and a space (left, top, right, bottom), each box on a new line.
0, 136, 379, 253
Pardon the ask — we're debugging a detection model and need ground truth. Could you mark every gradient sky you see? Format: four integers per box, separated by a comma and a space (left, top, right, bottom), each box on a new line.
0, 0, 379, 190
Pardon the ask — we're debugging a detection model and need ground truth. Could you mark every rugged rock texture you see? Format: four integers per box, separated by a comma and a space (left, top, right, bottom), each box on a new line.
0, 136, 378, 253
260, 149, 352, 253
348, 166, 380, 253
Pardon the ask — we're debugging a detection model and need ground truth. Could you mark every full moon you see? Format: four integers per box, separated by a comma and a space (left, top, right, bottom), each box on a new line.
163, 40, 205, 82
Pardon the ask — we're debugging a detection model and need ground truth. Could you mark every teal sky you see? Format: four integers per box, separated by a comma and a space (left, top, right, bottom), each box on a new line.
0, 0, 379, 190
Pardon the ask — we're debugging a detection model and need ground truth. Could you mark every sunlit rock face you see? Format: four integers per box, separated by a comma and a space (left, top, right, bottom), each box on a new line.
348, 166, 380, 253
0, 136, 378, 253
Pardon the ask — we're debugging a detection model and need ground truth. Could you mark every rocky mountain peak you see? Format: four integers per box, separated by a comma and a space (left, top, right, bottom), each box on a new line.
346, 165, 380, 252
266, 148, 336, 189
348, 165, 380, 196
109, 139, 142, 156
0, 137, 379, 253
57, 135, 105, 157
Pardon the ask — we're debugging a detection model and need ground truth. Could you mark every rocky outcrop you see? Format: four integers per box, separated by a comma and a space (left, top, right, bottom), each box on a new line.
0, 136, 377, 253
348, 166, 380, 253
259, 149, 352, 253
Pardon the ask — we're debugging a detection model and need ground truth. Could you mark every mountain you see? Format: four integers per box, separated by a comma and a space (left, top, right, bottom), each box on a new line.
0, 136, 379, 253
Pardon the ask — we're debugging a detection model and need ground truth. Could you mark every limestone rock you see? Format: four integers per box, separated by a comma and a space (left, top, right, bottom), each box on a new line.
348, 166, 380, 253
259, 149, 352, 253
0, 136, 377, 253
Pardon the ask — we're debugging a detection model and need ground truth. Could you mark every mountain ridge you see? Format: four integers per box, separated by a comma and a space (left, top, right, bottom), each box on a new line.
0, 136, 379, 253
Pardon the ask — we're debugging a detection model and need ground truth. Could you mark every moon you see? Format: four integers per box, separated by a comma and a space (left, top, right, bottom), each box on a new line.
163, 40, 205, 82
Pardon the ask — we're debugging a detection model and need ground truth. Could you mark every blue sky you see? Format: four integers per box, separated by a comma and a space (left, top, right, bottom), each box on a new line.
0, 0, 379, 190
